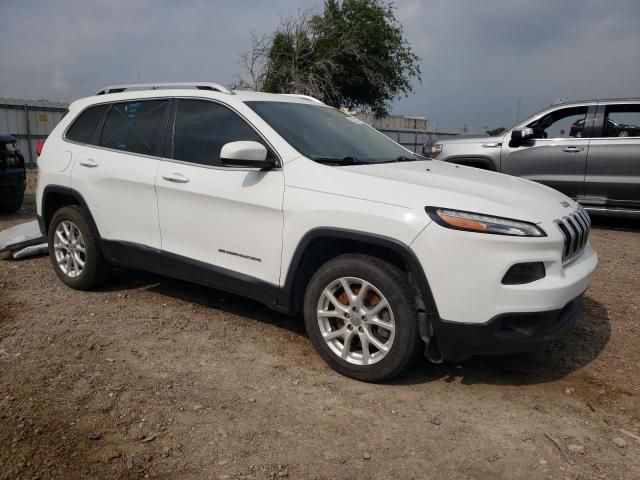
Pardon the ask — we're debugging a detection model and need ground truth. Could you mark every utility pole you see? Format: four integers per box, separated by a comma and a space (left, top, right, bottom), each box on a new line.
515, 96, 522, 123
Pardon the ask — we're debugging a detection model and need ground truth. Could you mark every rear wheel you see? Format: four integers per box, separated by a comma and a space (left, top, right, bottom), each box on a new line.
48, 205, 109, 290
304, 254, 422, 382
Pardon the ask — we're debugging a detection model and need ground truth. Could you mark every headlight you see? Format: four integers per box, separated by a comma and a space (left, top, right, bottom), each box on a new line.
4, 142, 17, 152
429, 144, 443, 159
425, 207, 546, 237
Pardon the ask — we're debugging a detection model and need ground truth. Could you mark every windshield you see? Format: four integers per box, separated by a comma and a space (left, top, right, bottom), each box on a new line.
246, 101, 416, 164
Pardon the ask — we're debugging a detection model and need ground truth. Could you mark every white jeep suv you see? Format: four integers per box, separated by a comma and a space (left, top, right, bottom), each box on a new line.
36, 82, 598, 382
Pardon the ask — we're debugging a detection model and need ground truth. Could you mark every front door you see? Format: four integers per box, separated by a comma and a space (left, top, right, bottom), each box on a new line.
155, 99, 284, 286
500, 105, 593, 199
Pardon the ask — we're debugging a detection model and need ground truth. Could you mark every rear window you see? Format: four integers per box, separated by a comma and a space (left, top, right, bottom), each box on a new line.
100, 100, 169, 156
65, 104, 109, 144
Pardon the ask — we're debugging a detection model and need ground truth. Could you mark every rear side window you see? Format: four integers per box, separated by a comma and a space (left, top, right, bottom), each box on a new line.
100, 100, 169, 156
66, 104, 108, 144
602, 104, 640, 137
172, 99, 263, 166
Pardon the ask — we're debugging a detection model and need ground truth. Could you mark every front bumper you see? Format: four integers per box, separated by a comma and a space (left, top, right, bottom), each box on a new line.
411, 219, 598, 324
432, 294, 583, 361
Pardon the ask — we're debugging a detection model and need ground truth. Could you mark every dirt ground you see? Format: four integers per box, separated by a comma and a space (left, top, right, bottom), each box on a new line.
1, 171, 639, 480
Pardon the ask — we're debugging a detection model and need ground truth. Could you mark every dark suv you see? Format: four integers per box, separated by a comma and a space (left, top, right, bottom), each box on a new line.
0, 133, 26, 213
430, 99, 640, 217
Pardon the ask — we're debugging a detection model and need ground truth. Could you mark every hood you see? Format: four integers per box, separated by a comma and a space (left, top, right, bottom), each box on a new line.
287, 158, 579, 224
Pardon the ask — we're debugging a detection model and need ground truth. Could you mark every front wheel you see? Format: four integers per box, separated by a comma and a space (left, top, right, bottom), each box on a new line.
303, 254, 423, 382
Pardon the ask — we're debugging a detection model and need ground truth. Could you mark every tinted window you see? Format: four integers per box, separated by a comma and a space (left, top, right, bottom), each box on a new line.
603, 104, 640, 137
172, 100, 263, 166
66, 104, 108, 144
527, 106, 589, 139
100, 100, 169, 155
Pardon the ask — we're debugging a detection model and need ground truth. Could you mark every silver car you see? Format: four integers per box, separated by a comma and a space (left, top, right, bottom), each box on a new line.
430, 98, 640, 217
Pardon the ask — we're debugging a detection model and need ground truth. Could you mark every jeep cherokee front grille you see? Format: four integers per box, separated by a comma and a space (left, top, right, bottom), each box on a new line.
555, 208, 591, 263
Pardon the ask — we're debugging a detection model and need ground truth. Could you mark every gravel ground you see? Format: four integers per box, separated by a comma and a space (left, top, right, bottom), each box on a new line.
1, 171, 639, 479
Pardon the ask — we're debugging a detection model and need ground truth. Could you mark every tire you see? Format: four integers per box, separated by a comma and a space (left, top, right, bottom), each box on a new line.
0, 193, 24, 214
48, 205, 109, 290
303, 254, 422, 382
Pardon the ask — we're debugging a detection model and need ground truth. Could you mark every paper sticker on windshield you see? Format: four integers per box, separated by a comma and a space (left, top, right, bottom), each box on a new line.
346, 116, 366, 125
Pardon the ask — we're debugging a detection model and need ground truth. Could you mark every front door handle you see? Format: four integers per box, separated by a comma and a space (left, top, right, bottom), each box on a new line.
562, 146, 584, 153
161, 172, 190, 184
79, 158, 99, 168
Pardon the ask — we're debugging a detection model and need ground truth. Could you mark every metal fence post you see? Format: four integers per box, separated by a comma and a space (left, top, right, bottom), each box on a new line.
23, 104, 34, 164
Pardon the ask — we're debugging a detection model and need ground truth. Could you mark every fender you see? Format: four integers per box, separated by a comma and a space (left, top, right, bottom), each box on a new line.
277, 227, 441, 323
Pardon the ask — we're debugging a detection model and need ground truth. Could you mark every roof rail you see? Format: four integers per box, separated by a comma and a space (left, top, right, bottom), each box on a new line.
281, 94, 324, 105
95, 82, 234, 96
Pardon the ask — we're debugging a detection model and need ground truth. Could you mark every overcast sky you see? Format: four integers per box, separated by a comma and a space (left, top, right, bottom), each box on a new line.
1, 0, 639, 132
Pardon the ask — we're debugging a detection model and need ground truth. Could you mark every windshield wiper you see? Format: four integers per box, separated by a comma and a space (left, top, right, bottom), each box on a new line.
312, 156, 370, 165
379, 155, 417, 164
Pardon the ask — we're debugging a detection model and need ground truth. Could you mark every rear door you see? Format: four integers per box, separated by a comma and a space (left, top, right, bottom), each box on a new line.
500, 105, 595, 199
583, 101, 640, 210
70, 99, 170, 248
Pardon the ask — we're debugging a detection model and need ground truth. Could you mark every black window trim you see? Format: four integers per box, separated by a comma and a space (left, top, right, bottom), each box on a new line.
61, 96, 283, 168
62, 97, 172, 162
165, 96, 282, 170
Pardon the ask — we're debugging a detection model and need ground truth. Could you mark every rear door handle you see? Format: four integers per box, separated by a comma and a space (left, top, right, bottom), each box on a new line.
161, 172, 190, 184
562, 146, 584, 153
79, 158, 98, 168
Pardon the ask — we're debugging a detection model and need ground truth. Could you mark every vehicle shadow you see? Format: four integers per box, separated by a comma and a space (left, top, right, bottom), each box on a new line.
589, 213, 640, 232
102, 269, 610, 387
101, 268, 307, 337
393, 296, 611, 386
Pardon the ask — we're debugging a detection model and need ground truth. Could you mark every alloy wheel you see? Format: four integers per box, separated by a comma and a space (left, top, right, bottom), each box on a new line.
317, 277, 396, 365
53, 220, 86, 278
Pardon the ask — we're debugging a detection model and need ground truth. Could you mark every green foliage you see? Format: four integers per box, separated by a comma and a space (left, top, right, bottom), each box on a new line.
261, 0, 421, 116
486, 127, 507, 136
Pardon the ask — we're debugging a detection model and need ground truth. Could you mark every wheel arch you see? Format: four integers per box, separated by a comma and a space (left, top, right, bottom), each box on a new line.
278, 228, 439, 322
444, 155, 497, 171
41, 186, 100, 238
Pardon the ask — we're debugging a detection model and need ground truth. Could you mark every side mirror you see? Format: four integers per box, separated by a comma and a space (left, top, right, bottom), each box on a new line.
220, 141, 272, 168
511, 127, 534, 142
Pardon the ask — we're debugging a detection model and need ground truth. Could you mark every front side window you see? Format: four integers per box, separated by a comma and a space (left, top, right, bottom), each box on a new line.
602, 104, 640, 137
100, 100, 169, 155
246, 101, 416, 164
66, 104, 109, 144
172, 100, 264, 166
527, 106, 589, 139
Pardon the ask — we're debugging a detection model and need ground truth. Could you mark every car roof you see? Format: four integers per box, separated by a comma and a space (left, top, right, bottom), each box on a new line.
550, 97, 640, 107
69, 88, 326, 113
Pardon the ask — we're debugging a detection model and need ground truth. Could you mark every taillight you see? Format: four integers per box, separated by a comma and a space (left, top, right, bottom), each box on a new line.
36, 139, 45, 156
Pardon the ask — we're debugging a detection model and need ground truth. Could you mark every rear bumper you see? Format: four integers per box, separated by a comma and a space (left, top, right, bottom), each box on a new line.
433, 294, 583, 361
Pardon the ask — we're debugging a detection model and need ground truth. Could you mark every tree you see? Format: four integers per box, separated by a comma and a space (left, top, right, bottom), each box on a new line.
233, 1, 421, 116
486, 127, 507, 136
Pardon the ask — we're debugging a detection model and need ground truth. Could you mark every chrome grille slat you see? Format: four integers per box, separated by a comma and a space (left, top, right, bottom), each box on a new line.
555, 207, 591, 263
569, 216, 584, 251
